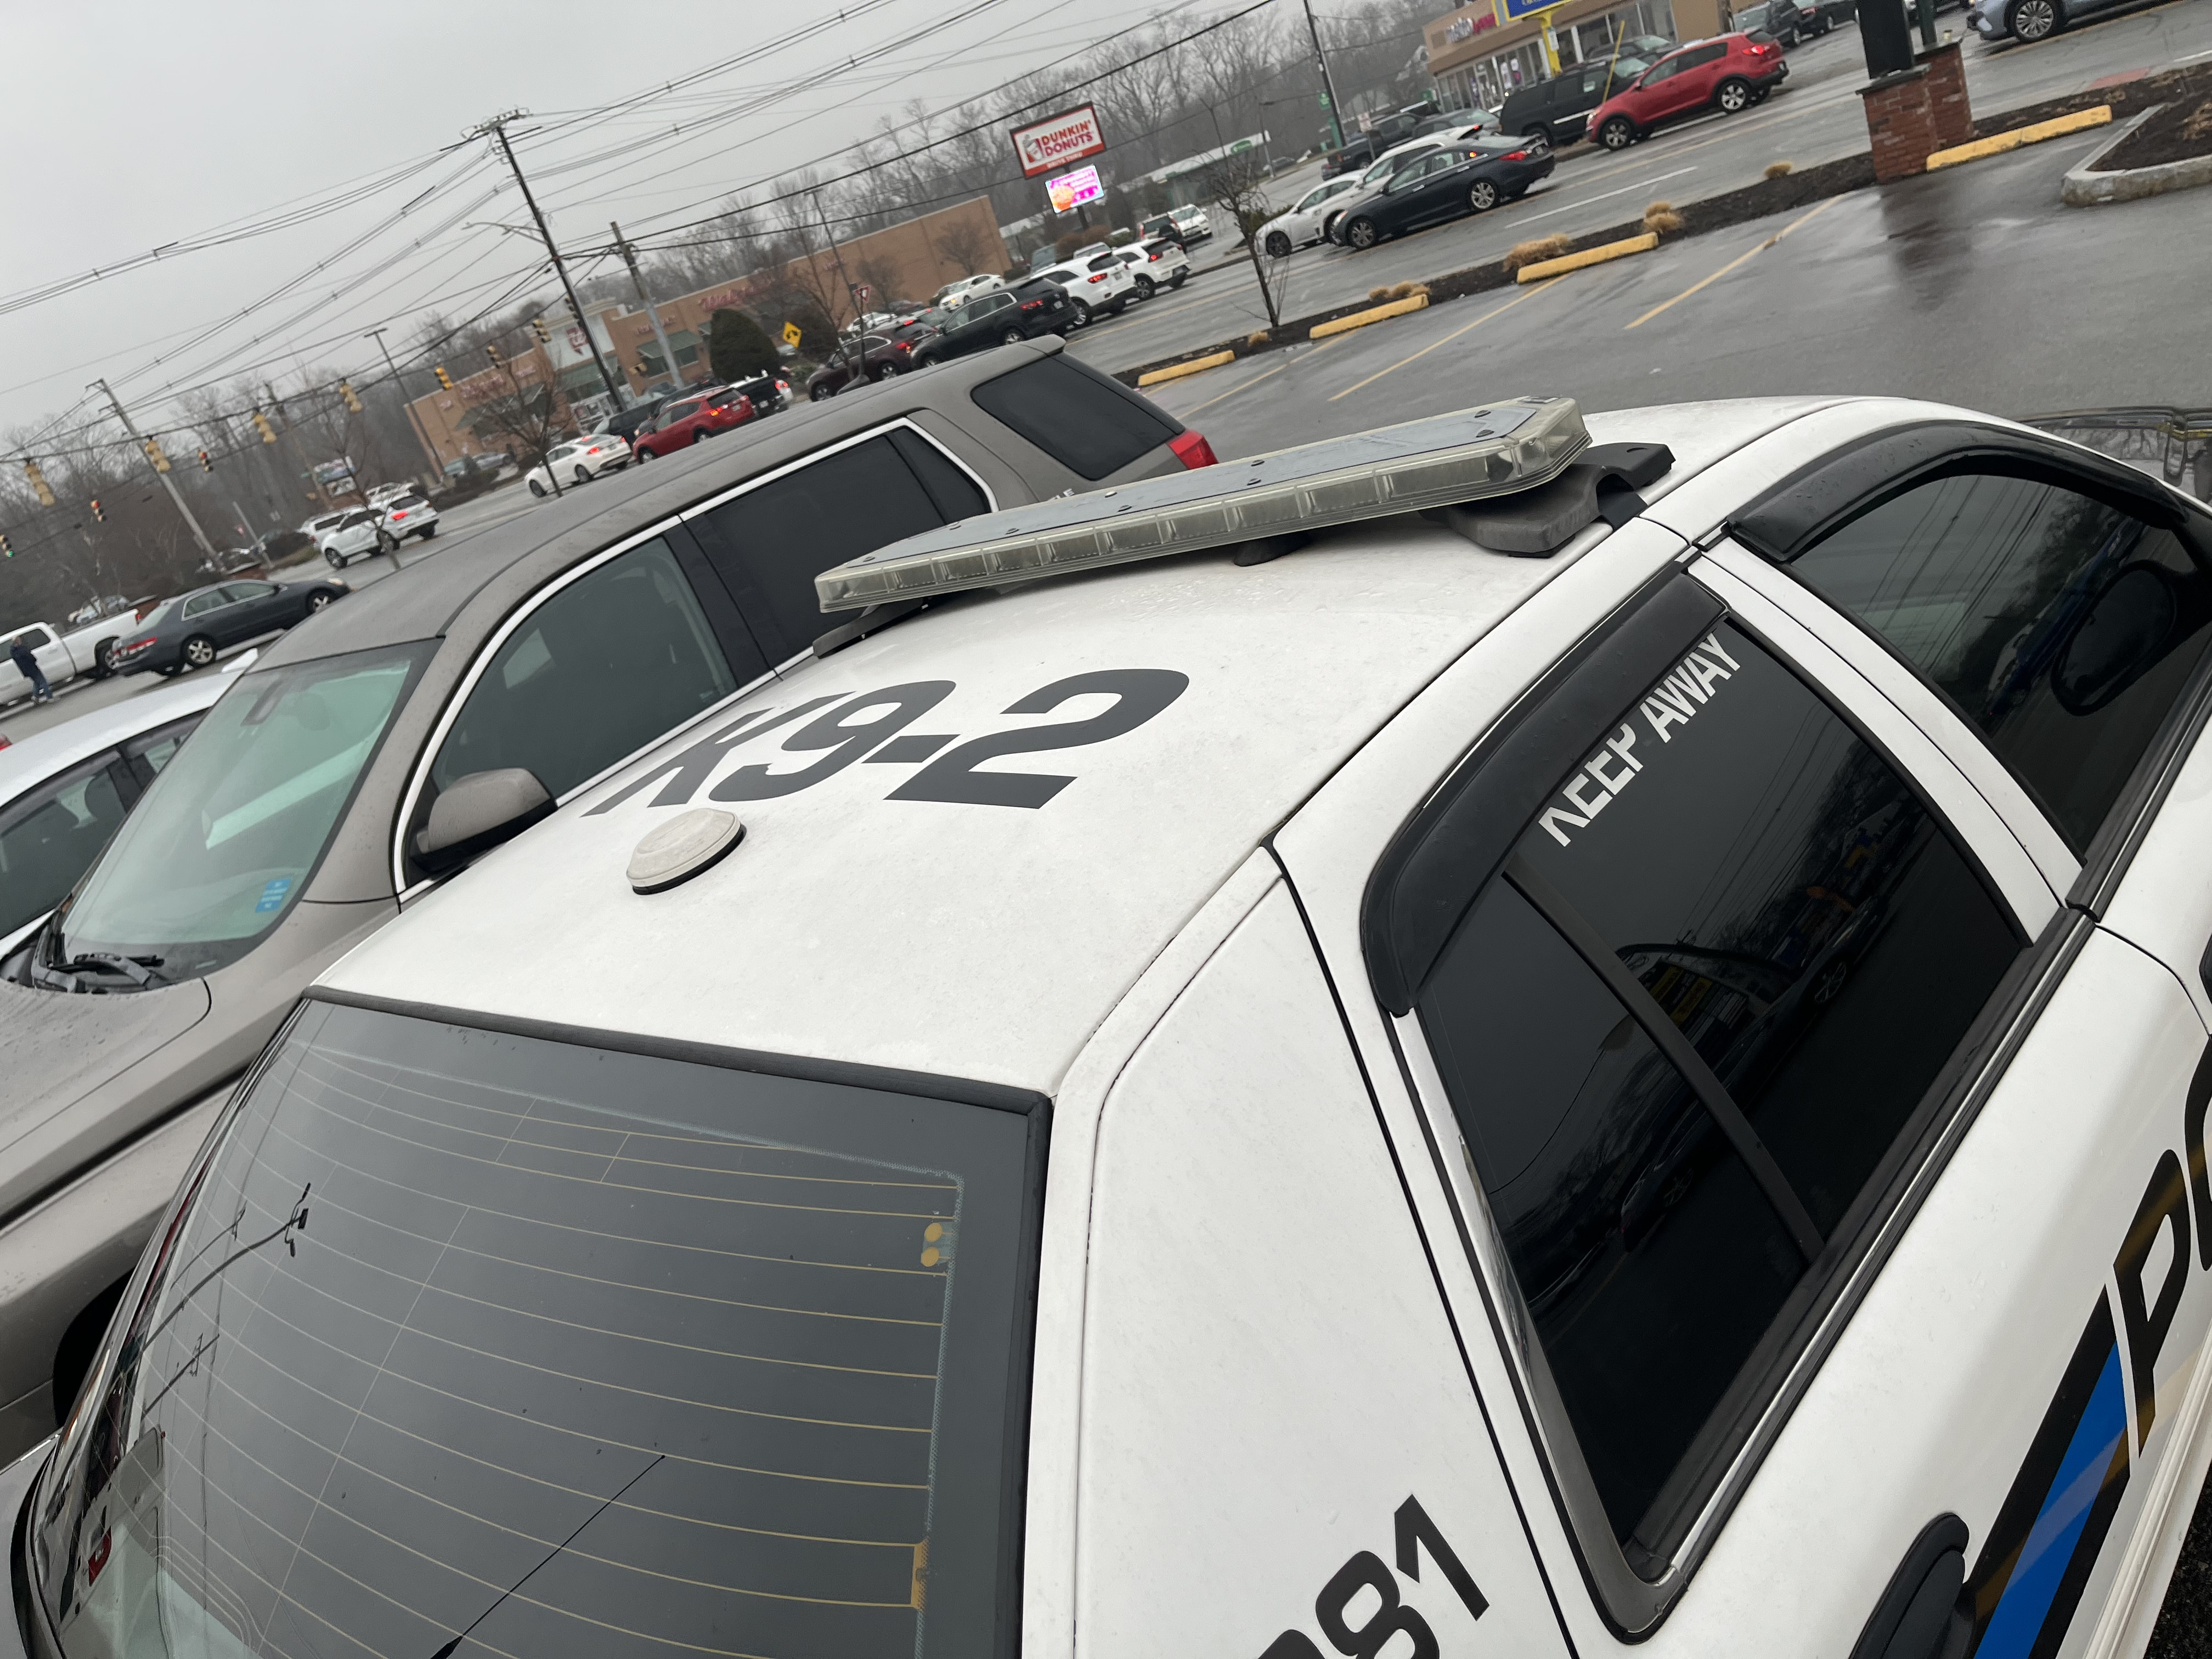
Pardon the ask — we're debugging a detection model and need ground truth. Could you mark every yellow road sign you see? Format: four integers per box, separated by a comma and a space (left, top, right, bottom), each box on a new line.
782, 321, 803, 347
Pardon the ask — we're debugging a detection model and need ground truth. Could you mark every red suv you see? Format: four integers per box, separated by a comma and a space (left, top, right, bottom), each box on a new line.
630, 387, 757, 460
1588, 32, 1787, 150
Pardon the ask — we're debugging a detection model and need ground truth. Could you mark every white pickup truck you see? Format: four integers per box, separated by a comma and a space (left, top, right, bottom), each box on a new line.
0, 606, 149, 705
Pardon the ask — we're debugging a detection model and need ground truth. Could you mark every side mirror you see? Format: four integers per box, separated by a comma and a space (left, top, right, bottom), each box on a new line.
2051, 562, 2182, 715
414, 767, 554, 875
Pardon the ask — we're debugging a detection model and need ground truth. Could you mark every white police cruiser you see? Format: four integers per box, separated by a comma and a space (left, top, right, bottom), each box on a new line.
10, 394, 2212, 1659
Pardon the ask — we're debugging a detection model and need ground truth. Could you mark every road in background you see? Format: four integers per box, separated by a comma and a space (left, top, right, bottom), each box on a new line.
1144, 124, 2212, 454
1074, 0, 2212, 375
0, 473, 541, 744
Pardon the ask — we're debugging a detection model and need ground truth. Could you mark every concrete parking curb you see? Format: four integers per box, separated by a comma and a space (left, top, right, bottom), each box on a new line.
1136, 351, 1237, 387
2062, 104, 2212, 205
1515, 232, 1660, 284
1309, 294, 1430, 340
1925, 104, 2111, 171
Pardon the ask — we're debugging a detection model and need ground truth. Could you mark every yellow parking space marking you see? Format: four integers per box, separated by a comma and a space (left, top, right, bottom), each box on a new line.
1624, 195, 1842, 329
1329, 279, 1564, 402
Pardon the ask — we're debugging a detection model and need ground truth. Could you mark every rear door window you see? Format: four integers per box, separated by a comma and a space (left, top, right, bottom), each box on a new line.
1782, 472, 2212, 854
1402, 612, 2021, 1565
685, 435, 982, 659
969, 356, 1179, 481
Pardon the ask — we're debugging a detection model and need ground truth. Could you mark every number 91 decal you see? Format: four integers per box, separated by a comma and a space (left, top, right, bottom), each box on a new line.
589, 668, 1189, 816
1262, 1497, 1487, 1659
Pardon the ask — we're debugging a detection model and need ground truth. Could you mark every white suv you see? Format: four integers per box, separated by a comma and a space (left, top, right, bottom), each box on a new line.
1113, 236, 1192, 296
1035, 251, 1140, 325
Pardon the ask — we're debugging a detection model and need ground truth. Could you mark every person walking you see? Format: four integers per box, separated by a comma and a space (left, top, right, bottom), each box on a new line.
8, 634, 53, 703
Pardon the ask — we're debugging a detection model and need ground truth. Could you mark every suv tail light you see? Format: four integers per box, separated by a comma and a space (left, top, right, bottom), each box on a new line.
1169, 430, 1218, 470
1503, 149, 1529, 161
1022, 298, 1042, 310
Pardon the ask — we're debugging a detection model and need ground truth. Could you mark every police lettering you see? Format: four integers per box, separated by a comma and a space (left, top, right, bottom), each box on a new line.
1537, 634, 1739, 847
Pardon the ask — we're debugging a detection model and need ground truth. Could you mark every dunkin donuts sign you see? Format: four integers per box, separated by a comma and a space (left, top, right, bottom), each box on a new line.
1011, 104, 1106, 177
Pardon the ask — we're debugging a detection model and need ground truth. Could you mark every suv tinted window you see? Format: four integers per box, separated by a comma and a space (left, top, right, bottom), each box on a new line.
686, 435, 973, 658
1412, 618, 2017, 1558
427, 537, 735, 818
970, 356, 1178, 481
1785, 472, 2212, 853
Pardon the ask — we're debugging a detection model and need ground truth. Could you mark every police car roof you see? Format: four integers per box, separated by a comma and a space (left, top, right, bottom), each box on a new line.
319, 397, 1837, 1094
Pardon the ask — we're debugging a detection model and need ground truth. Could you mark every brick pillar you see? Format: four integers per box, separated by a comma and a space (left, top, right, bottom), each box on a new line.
1860, 67, 1938, 182
1916, 41, 1976, 149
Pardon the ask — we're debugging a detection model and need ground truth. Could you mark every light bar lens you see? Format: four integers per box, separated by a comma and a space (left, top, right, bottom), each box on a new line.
815, 397, 1589, 612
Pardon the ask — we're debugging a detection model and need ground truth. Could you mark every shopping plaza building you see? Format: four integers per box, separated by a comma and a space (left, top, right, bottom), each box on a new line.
1423, 0, 1727, 109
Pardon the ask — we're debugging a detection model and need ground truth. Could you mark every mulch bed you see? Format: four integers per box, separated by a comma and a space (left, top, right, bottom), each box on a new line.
2091, 97, 2212, 170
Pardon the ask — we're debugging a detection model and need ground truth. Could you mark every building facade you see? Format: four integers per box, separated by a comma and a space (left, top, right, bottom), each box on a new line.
1424, 0, 1722, 110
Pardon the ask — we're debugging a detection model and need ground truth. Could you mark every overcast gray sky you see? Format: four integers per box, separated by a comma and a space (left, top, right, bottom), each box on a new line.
0, 0, 1231, 442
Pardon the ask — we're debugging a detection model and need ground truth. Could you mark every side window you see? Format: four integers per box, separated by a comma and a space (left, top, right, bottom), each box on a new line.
424, 537, 736, 834
685, 435, 969, 659
1783, 472, 2212, 854
1644, 55, 1683, 82
182, 592, 221, 619
970, 355, 1180, 481
1407, 616, 2020, 1563
0, 755, 131, 935
125, 715, 204, 785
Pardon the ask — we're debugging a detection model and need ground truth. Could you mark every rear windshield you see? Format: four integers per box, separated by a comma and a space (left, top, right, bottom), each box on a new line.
970, 355, 1180, 481
53, 644, 425, 978
33, 999, 1041, 1659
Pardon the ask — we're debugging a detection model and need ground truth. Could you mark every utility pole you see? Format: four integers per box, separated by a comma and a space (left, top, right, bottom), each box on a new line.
368, 326, 444, 481
810, 190, 864, 328
611, 222, 681, 391
470, 111, 625, 406
95, 379, 220, 565
1301, 0, 1346, 150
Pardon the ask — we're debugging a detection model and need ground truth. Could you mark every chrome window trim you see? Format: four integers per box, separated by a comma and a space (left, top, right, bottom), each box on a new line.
386, 512, 697, 895
390, 418, 995, 897
673, 415, 1000, 527
1697, 536, 2083, 896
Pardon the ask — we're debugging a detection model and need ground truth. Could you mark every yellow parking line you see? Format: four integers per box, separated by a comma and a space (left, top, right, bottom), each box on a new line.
1624, 195, 1842, 329
1328, 278, 1564, 402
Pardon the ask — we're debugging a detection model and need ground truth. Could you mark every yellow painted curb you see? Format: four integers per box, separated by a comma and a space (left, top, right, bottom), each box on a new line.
1137, 350, 1237, 387
1925, 105, 2111, 171
1515, 232, 1660, 284
1309, 293, 1430, 340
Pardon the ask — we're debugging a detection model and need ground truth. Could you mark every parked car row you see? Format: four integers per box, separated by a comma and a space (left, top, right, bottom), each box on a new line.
315, 489, 440, 566
1327, 134, 1560, 250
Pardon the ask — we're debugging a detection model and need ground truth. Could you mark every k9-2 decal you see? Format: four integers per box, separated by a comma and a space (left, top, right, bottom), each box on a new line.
586, 668, 1188, 815
1260, 1496, 1487, 1659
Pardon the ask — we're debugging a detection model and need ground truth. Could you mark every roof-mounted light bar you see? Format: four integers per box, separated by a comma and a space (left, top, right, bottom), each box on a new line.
815, 396, 1590, 612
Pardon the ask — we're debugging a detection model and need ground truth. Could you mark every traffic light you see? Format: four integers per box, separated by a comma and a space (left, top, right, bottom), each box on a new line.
23, 460, 54, 507
434, 365, 454, 390
532, 316, 551, 344
340, 381, 364, 413
484, 343, 504, 369
89, 499, 104, 523
198, 448, 212, 472
1, 531, 11, 557
252, 410, 278, 444
143, 438, 171, 473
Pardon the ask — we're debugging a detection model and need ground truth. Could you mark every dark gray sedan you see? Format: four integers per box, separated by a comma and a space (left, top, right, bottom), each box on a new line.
1331, 137, 1559, 250
0, 338, 1217, 1463
109, 575, 349, 676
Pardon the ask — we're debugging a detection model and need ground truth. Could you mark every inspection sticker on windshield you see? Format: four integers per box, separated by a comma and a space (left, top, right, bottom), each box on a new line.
254, 877, 292, 913
1538, 633, 1740, 847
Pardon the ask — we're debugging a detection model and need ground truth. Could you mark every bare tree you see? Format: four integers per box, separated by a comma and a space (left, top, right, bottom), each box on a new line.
464, 379, 571, 496
1199, 147, 1292, 330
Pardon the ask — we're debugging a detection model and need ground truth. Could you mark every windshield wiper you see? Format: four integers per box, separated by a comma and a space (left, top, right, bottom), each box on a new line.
32, 950, 168, 991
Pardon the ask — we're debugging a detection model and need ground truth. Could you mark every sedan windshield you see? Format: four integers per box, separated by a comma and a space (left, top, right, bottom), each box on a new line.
31, 999, 1040, 1659
52, 644, 424, 979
